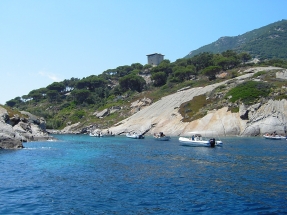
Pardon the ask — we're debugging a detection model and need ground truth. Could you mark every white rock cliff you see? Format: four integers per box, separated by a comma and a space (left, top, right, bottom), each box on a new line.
109, 67, 287, 136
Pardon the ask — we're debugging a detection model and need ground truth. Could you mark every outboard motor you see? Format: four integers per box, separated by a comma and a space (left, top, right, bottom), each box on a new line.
209, 138, 215, 147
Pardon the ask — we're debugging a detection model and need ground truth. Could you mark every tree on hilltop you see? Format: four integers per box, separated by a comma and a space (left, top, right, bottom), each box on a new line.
202, 66, 221, 80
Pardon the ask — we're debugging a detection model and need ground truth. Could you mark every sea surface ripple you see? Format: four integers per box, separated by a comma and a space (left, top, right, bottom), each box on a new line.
0, 135, 286, 214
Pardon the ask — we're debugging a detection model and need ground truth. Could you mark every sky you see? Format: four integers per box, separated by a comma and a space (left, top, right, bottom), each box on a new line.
0, 0, 286, 104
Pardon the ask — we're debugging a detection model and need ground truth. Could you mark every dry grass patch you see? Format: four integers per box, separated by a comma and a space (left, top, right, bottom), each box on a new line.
179, 95, 215, 122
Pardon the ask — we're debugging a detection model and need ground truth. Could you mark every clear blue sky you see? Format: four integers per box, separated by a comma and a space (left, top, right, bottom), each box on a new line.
0, 0, 286, 104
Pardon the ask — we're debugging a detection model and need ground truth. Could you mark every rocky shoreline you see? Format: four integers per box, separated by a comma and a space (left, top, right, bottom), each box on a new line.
1, 66, 287, 149
0, 106, 53, 149
101, 67, 286, 137
47, 67, 287, 138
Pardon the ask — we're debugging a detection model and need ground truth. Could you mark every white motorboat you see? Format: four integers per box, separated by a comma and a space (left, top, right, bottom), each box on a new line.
263, 134, 286, 140
126, 132, 144, 139
89, 132, 103, 137
179, 131, 223, 147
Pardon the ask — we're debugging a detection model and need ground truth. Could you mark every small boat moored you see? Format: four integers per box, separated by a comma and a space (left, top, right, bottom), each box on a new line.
126, 132, 145, 139
153, 132, 171, 141
179, 131, 223, 147
263, 132, 286, 140
89, 131, 103, 137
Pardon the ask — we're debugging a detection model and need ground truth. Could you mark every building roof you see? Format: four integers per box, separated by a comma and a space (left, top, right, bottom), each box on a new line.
146, 53, 164, 56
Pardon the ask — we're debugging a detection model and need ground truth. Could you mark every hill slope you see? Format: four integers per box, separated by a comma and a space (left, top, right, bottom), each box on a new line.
108, 67, 287, 136
185, 19, 287, 60
5, 20, 287, 136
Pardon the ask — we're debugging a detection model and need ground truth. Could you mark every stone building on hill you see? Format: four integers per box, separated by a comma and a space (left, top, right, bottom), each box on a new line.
146, 53, 164, 66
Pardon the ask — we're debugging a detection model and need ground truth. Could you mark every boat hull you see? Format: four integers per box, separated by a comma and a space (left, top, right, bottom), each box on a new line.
263, 135, 286, 140
126, 133, 145, 139
179, 137, 222, 147
89, 133, 103, 137
154, 136, 171, 141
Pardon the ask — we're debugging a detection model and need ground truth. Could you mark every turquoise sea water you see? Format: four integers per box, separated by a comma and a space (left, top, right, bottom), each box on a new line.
1, 135, 287, 214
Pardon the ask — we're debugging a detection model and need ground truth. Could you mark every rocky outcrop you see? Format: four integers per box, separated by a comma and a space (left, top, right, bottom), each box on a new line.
61, 122, 81, 134
240, 66, 282, 74
239, 103, 261, 120
0, 121, 24, 149
94, 109, 109, 118
0, 106, 9, 123
20, 111, 47, 132
130, 98, 152, 114
109, 82, 229, 136
241, 99, 287, 136
109, 67, 287, 137
239, 103, 249, 120
93, 106, 122, 118
276, 69, 287, 79
47, 122, 95, 135
0, 106, 52, 149
0, 107, 24, 149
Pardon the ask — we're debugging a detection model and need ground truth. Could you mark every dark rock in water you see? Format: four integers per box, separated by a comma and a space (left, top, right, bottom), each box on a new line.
0, 138, 23, 149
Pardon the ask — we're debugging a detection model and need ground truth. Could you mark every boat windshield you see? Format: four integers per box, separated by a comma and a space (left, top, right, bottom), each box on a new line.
187, 131, 220, 138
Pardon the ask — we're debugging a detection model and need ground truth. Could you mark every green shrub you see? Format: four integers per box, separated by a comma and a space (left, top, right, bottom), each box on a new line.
252, 71, 266, 78
228, 106, 239, 113
70, 110, 86, 123
225, 81, 272, 104
215, 85, 226, 91
179, 95, 213, 122
46, 119, 63, 129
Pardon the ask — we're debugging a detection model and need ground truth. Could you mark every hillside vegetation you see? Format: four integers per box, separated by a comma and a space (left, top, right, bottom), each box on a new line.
4, 47, 287, 131
185, 19, 287, 60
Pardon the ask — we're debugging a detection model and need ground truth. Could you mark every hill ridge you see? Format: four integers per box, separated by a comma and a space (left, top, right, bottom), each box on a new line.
185, 19, 287, 59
